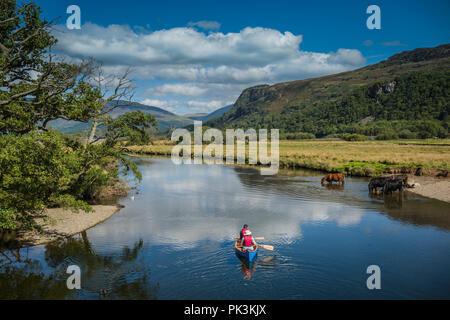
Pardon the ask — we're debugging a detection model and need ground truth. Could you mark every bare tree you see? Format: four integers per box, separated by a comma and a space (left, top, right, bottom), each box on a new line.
86, 64, 136, 144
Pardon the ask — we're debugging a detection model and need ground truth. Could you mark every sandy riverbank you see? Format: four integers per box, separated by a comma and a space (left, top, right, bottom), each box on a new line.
406, 176, 450, 203
13, 205, 123, 247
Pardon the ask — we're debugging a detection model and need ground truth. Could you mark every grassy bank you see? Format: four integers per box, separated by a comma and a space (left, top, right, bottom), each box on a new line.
124, 139, 450, 177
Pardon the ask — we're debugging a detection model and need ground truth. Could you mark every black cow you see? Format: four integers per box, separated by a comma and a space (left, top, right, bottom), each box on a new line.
368, 177, 390, 193
369, 175, 408, 193
383, 178, 404, 195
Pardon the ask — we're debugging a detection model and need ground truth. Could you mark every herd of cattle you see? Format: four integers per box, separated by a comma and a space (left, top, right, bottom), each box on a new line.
321, 172, 417, 195
368, 175, 413, 194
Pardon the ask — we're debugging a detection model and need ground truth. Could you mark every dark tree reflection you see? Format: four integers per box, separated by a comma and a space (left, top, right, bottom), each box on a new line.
0, 232, 159, 299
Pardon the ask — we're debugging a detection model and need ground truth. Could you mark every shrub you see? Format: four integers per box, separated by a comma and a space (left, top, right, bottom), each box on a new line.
398, 129, 417, 139
417, 131, 433, 139
284, 132, 316, 140
376, 129, 399, 140
343, 133, 368, 141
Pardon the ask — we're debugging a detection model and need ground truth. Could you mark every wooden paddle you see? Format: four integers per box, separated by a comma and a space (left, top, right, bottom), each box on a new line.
259, 244, 274, 251
262, 256, 275, 263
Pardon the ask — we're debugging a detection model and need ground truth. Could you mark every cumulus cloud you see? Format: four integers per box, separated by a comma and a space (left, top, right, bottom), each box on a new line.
52, 23, 366, 113
141, 98, 232, 113
146, 83, 208, 97
54, 24, 304, 67
327, 48, 366, 66
186, 100, 229, 112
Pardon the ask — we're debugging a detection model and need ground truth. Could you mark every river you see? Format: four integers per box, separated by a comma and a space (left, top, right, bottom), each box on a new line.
1, 157, 449, 299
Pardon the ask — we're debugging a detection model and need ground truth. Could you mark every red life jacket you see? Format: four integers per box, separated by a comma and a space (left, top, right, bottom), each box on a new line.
241, 228, 248, 239
243, 235, 253, 247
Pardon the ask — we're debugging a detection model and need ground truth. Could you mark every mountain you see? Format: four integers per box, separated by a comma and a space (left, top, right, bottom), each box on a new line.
48, 101, 194, 134
184, 113, 208, 120
201, 104, 234, 121
207, 44, 450, 138
105, 101, 194, 131
184, 104, 234, 122
48, 101, 234, 134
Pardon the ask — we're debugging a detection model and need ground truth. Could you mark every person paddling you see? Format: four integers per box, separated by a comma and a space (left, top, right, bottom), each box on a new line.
241, 230, 257, 252
239, 224, 249, 240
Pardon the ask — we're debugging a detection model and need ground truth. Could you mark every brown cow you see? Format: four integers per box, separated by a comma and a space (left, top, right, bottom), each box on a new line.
321, 173, 345, 185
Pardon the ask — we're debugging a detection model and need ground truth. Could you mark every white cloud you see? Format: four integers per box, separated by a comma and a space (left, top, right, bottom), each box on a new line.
381, 40, 407, 47
54, 23, 364, 79
53, 23, 366, 113
141, 98, 232, 113
146, 83, 208, 97
187, 20, 221, 30
186, 100, 229, 113
54, 24, 304, 67
328, 48, 366, 66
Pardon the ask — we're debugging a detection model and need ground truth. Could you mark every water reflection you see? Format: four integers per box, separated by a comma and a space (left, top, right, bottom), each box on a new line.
100, 158, 450, 254
99, 159, 366, 250
380, 195, 450, 230
0, 253, 69, 299
236, 255, 256, 280
236, 254, 278, 281
1, 158, 449, 299
235, 164, 450, 232
0, 232, 159, 299
323, 184, 345, 192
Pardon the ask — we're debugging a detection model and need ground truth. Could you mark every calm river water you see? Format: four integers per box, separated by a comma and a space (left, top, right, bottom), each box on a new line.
1, 157, 449, 299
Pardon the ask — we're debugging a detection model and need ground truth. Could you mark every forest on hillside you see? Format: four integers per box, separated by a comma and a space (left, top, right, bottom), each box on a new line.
208, 71, 449, 139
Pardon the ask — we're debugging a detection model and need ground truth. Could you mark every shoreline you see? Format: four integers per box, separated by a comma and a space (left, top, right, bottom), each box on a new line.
10, 204, 123, 248
2, 178, 131, 249
405, 176, 450, 203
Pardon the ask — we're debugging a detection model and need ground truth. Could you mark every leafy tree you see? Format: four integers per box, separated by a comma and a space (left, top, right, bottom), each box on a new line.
0, 1, 157, 231
398, 129, 417, 139
0, 1, 101, 134
375, 128, 399, 140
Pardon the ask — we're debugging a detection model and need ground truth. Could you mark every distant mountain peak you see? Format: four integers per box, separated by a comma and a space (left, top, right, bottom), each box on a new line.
382, 43, 450, 66
107, 100, 175, 116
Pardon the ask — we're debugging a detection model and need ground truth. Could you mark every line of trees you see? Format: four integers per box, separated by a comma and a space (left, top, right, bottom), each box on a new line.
0, 0, 157, 231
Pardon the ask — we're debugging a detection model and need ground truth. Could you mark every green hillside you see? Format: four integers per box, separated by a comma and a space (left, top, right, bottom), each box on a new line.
207, 44, 450, 138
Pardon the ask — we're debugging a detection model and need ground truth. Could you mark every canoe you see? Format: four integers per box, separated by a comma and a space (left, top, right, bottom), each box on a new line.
235, 240, 258, 262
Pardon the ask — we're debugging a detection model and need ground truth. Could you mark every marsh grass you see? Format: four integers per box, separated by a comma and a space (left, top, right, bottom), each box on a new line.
124, 139, 450, 176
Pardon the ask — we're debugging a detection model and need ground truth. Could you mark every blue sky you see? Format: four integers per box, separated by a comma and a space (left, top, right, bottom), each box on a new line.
35, 0, 450, 114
